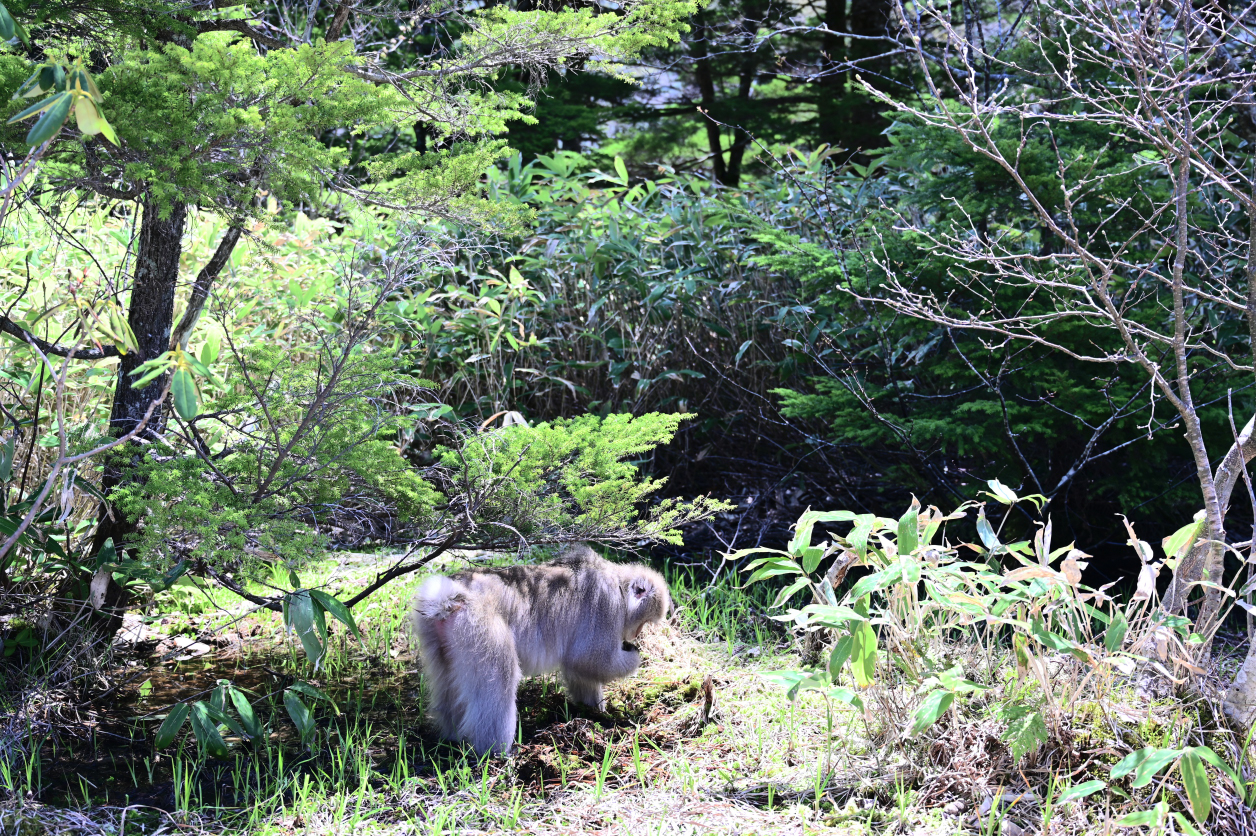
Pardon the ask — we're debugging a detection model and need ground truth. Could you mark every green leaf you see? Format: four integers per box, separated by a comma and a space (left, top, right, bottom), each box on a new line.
228, 686, 263, 740
287, 680, 334, 707
976, 507, 1001, 552
771, 577, 810, 609
938, 665, 986, 694
154, 703, 190, 749
284, 590, 325, 667
1162, 514, 1204, 564
283, 690, 315, 741
800, 546, 825, 575
1000, 705, 1048, 762
1115, 802, 1167, 827
614, 156, 629, 183
0, 3, 16, 43
1191, 745, 1242, 793
309, 590, 361, 641
897, 501, 919, 555
1173, 812, 1205, 836
23, 92, 72, 146
0, 429, 14, 482
1055, 780, 1106, 803
1105, 608, 1128, 652
828, 687, 863, 711
170, 367, 198, 420
908, 689, 954, 736
849, 620, 877, 688
202, 702, 248, 741
129, 354, 175, 389
1179, 749, 1211, 822
200, 331, 221, 366
846, 514, 876, 560
1111, 748, 1155, 780
189, 701, 229, 757
1113, 747, 1183, 788
7, 90, 64, 123
848, 564, 903, 601
984, 478, 1018, 505
828, 635, 853, 679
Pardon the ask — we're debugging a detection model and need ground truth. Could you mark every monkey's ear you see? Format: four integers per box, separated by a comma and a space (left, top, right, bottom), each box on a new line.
630, 579, 651, 600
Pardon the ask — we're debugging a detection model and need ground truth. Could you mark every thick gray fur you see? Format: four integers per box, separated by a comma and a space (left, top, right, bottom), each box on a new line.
409, 545, 670, 754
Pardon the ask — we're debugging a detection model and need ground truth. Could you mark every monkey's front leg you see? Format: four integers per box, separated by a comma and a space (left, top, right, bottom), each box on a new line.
563, 642, 642, 710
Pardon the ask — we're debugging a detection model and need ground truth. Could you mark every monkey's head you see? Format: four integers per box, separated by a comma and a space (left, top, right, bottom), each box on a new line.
621, 567, 671, 642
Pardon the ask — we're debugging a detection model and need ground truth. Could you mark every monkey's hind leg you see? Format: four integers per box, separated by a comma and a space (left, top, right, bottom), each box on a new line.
454, 612, 522, 755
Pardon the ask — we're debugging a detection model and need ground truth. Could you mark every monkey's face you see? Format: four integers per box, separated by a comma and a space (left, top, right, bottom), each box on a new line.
623, 570, 671, 642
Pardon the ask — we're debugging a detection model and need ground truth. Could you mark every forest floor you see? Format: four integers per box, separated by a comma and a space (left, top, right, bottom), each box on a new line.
0, 549, 1247, 835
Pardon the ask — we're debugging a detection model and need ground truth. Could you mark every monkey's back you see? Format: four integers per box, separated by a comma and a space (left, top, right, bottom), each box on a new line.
449, 556, 621, 677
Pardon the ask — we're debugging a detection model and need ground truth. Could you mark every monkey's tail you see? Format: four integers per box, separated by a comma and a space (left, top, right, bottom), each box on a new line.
412, 575, 469, 621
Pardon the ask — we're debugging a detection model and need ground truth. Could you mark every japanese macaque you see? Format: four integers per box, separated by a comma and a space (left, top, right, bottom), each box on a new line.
409, 545, 670, 755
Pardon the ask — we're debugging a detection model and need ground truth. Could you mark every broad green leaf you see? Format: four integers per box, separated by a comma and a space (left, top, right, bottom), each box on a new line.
1179, 749, 1210, 822
202, 702, 248, 741
1112, 748, 1157, 780
745, 563, 803, 586
310, 584, 361, 637
287, 680, 335, 709
170, 367, 198, 420
908, 689, 954, 736
0, 430, 14, 481
614, 156, 628, 183
189, 701, 229, 757
284, 590, 325, 667
846, 514, 876, 559
771, 577, 810, 609
1173, 812, 1205, 836
787, 509, 858, 560
897, 499, 919, 555
154, 703, 189, 749
984, 478, 1018, 505
129, 354, 175, 389
800, 546, 825, 575
23, 92, 72, 146
210, 680, 227, 713
828, 687, 863, 711
1191, 745, 1242, 793
1126, 748, 1183, 788
0, 3, 15, 43
200, 331, 221, 365
228, 686, 263, 740
284, 690, 315, 741
1055, 780, 1106, 803
828, 635, 853, 679
849, 620, 877, 687
1115, 802, 1167, 827
938, 665, 987, 694
976, 508, 1001, 552
7, 90, 65, 123
1162, 515, 1204, 563
848, 563, 903, 601
1105, 609, 1128, 652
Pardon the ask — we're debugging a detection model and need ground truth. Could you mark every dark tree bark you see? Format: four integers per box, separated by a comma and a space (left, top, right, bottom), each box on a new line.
109, 197, 187, 438
847, 0, 893, 150
817, 0, 847, 148
83, 197, 187, 638
692, 15, 730, 185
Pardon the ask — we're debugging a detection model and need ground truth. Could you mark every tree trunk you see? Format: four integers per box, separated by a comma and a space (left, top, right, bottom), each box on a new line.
85, 197, 187, 638
847, 0, 892, 151
816, 0, 847, 148
691, 16, 729, 185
